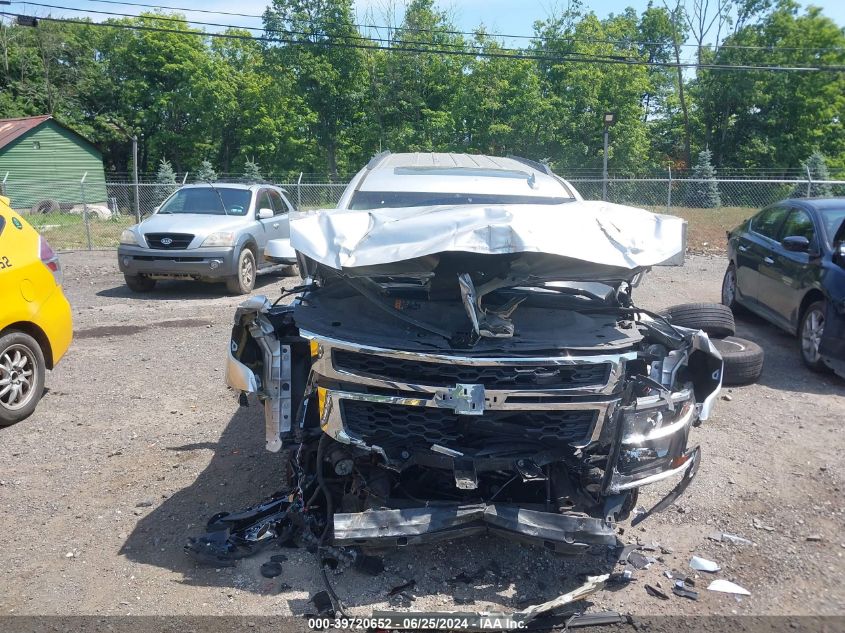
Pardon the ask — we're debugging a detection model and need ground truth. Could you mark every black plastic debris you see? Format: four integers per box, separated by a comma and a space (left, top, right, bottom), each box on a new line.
354, 554, 384, 576
607, 570, 635, 585
260, 561, 283, 578
448, 567, 487, 584
270, 554, 288, 563
454, 596, 476, 605
566, 611, 631, 629
645, 584, 670, 600
387, 579, 416, 597
311, 590, 335, 616
627, 551, 651, 570
672, 581, 699, 600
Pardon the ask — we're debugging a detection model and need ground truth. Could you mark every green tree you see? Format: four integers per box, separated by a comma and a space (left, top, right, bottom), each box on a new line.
155, 158, 178, 201
533, 7, 655, 173
696, 1, 845, 169
263, 0, 367, 177
792, 151, 832, 198
195, 160, 218, 182
243, 158, 264, 183
685, 149, 721, 207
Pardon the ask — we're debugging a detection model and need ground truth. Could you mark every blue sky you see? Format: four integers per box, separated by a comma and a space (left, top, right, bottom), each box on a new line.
8, 0, 845, 41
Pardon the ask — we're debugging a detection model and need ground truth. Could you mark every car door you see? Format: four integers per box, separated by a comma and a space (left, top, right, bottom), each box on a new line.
267, 189, 291, 241
763, 206, 821, 330
253, 188, 275, 255
737, 205, 790, 307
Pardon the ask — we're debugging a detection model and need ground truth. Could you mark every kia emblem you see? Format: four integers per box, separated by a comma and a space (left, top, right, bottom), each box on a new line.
161, 237, 173, 245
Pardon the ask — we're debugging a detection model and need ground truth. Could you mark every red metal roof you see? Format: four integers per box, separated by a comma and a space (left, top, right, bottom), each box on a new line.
0, 115, 53, 151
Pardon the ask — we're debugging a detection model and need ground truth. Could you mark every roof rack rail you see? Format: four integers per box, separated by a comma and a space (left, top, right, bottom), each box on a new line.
367, 151, 392, 170
507, 155, 554, 176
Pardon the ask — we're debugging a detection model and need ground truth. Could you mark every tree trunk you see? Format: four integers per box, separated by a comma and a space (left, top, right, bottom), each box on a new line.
673, 42, 692, 168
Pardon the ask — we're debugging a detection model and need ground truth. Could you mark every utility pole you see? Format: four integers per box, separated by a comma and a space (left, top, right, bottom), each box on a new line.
602, 112, 616, 201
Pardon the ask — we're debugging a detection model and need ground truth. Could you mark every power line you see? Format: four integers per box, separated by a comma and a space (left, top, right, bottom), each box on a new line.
4, 11, 844, 72
21, 0, 845, 54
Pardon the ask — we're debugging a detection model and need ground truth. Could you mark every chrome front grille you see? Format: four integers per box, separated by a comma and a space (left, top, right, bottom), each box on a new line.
307, 331, 633, 455
145, 232, 194, 249
332, 349, 611, 390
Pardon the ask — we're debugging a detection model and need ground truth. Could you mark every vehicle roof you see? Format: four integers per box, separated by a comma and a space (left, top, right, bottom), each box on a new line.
359, 152, 576, 198
178, 183, 287, 193
787, 197, 845, 211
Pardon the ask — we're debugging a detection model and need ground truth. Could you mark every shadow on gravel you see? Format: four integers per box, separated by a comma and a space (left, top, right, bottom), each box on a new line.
120, 405, 619, 613
97, 270, 284, 301
733, 314, 843, 394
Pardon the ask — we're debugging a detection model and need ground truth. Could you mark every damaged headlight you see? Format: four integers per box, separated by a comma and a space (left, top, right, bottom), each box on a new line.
608, 394, 697, 493
621, 398, 695, 446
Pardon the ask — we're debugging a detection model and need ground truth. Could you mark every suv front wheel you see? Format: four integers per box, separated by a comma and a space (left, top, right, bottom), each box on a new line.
227, 248, 256, 295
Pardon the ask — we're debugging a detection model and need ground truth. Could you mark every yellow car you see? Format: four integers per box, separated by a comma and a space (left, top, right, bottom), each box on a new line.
0, 196, 72, 425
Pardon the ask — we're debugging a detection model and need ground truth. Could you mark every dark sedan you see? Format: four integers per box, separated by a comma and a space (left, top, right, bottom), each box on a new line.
722, 198, 845, 377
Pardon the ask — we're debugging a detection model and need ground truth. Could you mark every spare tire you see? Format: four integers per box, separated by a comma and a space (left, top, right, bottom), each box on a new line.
31, 198, 60, 214
713, 336, 764, 386
661, 302, 736, 338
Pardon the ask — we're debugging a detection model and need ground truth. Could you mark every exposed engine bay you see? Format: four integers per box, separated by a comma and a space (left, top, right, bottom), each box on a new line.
205, 245, 722, 571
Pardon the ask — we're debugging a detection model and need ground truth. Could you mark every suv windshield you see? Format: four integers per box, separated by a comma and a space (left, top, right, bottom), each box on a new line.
349, 191, 574, 210
158, 187, 252, 216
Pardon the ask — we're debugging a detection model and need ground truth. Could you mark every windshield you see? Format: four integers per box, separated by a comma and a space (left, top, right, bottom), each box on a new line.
349, 191, 574, 210
158, 187, 252, 216
820, 208, 845, 245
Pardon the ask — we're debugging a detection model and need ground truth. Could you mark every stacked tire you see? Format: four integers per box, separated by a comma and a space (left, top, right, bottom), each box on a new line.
661, 302, 764, 386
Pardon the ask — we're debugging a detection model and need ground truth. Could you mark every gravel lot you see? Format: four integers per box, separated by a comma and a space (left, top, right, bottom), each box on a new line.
1, 251, 843, 618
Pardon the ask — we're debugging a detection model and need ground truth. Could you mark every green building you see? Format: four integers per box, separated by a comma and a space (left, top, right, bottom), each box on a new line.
0, 115, 108, 212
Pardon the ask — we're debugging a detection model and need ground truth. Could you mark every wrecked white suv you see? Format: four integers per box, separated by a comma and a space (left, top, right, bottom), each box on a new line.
194, 153, 722, 568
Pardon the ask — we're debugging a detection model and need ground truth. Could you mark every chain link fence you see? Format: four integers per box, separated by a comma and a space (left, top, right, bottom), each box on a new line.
2, 176, 843, 252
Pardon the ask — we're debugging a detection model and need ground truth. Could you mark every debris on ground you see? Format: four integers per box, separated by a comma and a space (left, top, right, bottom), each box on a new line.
672, 580, 699, 600
690, 556, 721, 572
645, 584, 670, 600
708, 532, 753, 545
269, 554, 288, 563
607, 569, 635, 585
259, 561, 283, 578
310, 590, 334, 616
626, 551, 652, 570
752, 517, 775, 532
353, 554, 384, 576
566, 611, 630, 629
387, 579, 416, 597
806, 534, 823, 542
448, 567, 487, 584
707, 579, 751, 595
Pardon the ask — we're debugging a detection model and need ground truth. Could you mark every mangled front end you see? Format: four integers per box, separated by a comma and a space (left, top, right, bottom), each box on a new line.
221, 202, 722, 554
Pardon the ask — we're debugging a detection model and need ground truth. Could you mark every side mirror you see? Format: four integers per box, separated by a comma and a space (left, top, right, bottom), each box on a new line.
257, 208, 274, 220
781, 235, 810, 253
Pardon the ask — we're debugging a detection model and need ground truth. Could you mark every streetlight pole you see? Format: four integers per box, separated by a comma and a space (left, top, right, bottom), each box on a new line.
601, 111, 616, 202
132, 135, 140, 223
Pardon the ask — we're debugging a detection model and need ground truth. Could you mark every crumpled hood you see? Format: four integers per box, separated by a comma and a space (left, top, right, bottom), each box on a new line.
291, 201, 685, 275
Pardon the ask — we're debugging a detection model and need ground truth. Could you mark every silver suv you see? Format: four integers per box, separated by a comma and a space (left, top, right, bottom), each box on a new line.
117, 183, 295, 294
206, 153, 722, 566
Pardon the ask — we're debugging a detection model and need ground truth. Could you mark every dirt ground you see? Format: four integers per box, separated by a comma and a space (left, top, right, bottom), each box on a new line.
1, 251, 843, 619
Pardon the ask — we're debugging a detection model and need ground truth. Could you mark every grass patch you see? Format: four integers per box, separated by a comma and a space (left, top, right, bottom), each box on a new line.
25, 211, 136, 250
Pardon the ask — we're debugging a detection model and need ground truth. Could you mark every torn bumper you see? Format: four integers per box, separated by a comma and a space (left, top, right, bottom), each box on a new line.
332, 503, 617, 552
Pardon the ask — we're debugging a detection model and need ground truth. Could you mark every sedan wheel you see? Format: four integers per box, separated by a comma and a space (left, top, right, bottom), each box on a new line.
0, 332, 46, 426
799, 301, 828, 372
721, 266, 737, 307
